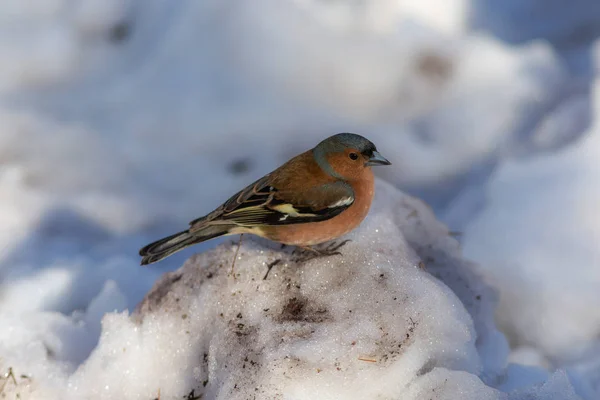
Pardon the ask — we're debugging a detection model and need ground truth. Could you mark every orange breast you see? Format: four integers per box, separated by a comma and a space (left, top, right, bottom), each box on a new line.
264, 169, 375, 246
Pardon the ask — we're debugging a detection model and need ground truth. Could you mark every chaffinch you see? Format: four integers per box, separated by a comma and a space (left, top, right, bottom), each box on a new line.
140, 133, 391, 265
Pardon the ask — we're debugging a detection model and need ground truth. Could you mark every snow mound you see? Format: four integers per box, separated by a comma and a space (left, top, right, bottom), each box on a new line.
463, 44, 600, 365
55, 181, 580, 400
0, 1, 596, 397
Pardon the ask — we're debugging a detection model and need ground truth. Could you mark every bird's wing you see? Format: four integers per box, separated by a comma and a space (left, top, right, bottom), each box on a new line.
189, 176, 354, 231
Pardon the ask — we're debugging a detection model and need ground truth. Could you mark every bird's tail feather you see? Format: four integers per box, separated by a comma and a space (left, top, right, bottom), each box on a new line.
139, 225, 229, 265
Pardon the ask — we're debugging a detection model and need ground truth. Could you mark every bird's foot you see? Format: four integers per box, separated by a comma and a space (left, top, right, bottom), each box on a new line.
321, 239, 351, 254
291, 239, 351, 263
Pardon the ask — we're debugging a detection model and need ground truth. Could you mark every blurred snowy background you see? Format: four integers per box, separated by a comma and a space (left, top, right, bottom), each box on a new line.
1, 0, 600, 398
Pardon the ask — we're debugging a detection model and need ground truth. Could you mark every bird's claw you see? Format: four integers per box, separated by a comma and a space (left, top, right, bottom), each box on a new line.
323, 239, 351, 253
291, 239, 351, 263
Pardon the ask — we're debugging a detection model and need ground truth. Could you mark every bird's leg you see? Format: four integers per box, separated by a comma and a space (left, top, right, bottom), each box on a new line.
298, 245, 322, 254
291, 245, 321, 263
321, 239, 351, 254
291, 240, 351, 263
291, 245, 318, 257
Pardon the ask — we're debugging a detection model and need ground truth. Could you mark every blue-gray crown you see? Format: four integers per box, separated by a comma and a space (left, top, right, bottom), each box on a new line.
314, 133, 376, 156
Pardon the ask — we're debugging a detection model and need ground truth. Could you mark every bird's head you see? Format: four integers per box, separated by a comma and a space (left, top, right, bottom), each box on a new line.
313, 133, 391, 181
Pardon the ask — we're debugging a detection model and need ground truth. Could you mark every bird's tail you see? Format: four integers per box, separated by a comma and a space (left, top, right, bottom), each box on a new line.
139, 225, 229, 265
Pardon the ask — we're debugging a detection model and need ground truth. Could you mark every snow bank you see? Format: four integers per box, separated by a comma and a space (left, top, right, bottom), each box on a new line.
34, 182, 574, 399
0, 0, 130, 91
0, 0, 599, 399
462, 42, 600, 366
470, 0, 600, 47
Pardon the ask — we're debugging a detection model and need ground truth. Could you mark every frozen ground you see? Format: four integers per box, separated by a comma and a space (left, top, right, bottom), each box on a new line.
1, 0, 599, 398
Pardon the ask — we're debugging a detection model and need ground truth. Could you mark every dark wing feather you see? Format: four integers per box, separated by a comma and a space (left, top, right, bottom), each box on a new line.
188, 175, 271, 227
190, 176, 354, 231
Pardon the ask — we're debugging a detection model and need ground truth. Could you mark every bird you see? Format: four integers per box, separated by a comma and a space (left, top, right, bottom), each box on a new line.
139, 133, 391, 265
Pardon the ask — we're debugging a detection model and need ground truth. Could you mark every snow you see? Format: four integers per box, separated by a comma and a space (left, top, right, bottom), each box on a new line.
59, 182, 578, 399
462, 46, 600, 364
0, 0, 600, 399
470, 0, 600, 47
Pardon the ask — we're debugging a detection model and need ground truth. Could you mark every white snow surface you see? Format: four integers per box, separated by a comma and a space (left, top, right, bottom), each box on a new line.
6, 181, 575, 399
462, 46, 600, 363
1, 0, 600, 398
69, 181, 497, 399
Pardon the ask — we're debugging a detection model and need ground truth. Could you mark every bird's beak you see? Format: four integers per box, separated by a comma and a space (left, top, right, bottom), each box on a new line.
365, 150, 391, 166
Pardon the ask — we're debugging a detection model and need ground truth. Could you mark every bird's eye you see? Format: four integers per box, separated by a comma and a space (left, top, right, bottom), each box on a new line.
349, 152, 359, 160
